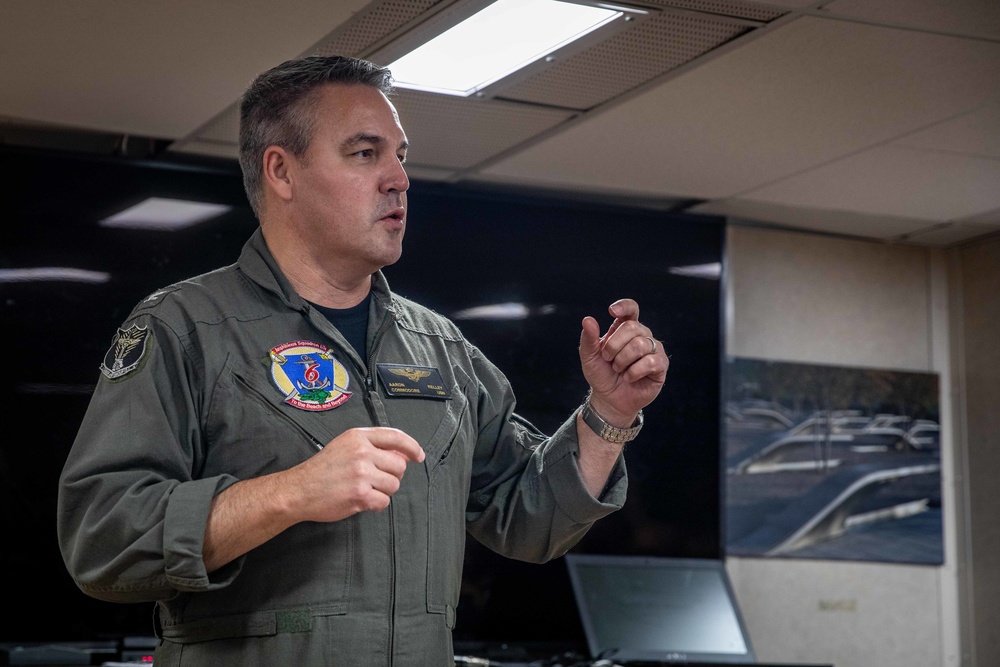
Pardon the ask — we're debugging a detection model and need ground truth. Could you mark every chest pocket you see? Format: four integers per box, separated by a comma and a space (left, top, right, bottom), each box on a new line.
205, 354, 368, 479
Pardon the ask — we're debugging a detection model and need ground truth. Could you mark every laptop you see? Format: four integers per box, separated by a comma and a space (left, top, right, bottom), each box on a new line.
564, 554, 757, 665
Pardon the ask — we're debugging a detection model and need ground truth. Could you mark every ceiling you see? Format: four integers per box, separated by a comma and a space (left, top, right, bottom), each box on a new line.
2, 0, 999, 247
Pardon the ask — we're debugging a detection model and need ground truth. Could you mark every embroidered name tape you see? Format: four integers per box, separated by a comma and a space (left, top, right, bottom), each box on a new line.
376, 364, 452, 400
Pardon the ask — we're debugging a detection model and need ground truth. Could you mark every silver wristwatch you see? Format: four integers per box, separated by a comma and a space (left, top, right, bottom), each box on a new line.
580, 398, 643, 444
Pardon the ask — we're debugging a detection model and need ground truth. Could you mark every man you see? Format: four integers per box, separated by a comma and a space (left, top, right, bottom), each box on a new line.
57, 55, 668, 666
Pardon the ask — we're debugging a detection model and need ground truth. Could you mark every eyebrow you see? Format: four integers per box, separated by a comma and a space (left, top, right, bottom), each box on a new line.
341, 133, 409, 153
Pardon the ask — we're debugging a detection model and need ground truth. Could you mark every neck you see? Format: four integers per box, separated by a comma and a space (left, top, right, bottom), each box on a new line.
289, 269, 373, 309
261, 220, 375, 309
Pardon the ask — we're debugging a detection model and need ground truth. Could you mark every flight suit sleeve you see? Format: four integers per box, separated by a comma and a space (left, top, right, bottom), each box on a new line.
463, 343, 627, 563
57, 312, 244, 603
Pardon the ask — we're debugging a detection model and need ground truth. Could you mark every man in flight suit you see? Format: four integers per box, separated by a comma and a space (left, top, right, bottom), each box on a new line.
57, 55, 669, 666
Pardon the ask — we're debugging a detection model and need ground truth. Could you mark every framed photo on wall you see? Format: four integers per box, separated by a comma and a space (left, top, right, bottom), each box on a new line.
724, 356, 942, 565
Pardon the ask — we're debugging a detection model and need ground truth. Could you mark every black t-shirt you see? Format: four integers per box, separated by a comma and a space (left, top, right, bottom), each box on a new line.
309, 292, 371, 360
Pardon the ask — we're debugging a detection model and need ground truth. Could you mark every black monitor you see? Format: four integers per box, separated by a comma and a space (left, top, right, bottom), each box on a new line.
2, 145, 724, 645
565, 554, 756, 664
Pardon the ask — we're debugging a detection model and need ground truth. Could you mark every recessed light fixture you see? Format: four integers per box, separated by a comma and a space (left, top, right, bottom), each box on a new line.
453, 302, 532, 320
0, 267, 110, 283
668, 262, 722, 280
384, 0, 645, 97
100, 197, 231, 231
452, 302, 557, 320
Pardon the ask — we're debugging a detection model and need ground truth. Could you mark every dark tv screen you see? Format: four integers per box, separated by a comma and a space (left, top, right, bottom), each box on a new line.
1, 147, 723, 648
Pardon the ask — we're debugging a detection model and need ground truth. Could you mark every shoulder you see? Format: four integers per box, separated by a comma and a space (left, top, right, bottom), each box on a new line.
388, 294, 502, 381
390, 294, 466, 343
128, 262, 266, 325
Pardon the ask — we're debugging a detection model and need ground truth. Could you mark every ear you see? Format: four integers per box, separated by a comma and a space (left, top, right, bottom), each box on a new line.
262, 146, 295, 203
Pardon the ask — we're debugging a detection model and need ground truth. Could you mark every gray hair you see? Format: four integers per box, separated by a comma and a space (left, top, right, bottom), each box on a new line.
238, 55, 395, 218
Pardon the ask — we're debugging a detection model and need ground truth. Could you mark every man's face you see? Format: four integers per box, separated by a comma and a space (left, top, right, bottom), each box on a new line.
289, 83, 410, 278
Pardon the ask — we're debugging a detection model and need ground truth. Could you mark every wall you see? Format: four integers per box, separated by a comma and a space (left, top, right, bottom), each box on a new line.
723, 224, 961, 667
951, 235, 1000, 666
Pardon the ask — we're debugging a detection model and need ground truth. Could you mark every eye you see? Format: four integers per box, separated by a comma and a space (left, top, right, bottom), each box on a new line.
397, 153, 407, 164
354, 148, 375, 158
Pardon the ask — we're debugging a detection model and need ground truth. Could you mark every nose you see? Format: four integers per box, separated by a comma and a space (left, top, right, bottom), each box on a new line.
381, 155, 409, 195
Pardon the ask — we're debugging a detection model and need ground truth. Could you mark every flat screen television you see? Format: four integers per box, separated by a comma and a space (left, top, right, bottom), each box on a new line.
1, 146, 723, 648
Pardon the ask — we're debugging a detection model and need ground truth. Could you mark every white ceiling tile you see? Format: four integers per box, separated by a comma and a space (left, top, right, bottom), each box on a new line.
742, 145, 1000, 221
755, 1, 820, 7
168, 139, 239, 161
0, 0, 370, 138
404, 165, 460, 182
499, 11, 749, 111
690, 199, 929, 239
392, 91, 575, 170
957, 207, 1000, 225
894, 104, 1000, 159
195, 105, 241, 144
479, 16, 1000, 199
823, 0, 1000, 39
5, 0, 999, 245
893, 222, 1000, 247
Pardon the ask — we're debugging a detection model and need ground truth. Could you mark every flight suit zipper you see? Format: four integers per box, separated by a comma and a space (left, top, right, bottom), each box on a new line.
309, 296, 400, 664
363, 307, 397, 665
305, 296, 399, 663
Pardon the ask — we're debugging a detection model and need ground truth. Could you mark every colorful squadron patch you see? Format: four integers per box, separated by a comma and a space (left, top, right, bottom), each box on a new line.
100, 324, 150, 380
269, 340, 352, 411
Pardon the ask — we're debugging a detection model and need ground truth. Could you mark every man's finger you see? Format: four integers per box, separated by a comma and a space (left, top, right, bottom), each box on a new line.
371, 447, 409, 478
609, 298, 639, 321
601, 319, 650, 363
604, 299, 640, 342
369, 467, 405, 496
580, 316, 602, 359
360, 427, 425, 463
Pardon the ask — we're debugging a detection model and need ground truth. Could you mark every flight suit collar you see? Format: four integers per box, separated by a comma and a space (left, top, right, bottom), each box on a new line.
238, 227, 394, 314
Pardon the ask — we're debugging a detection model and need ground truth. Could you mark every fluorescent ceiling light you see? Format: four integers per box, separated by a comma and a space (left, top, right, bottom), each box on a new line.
453, 302, 531, 320
100, 197, 231, 231
668, 262, 722, 279
16, 382, 97, 395
452, 302, 556, 320
0, 267, 110, 283
387, 0, 622, 97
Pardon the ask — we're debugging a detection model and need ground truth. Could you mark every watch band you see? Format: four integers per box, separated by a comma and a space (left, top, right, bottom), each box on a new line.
580, 397, 643, 444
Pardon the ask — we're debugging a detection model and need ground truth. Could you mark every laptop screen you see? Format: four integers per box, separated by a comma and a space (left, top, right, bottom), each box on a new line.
565, 554, 756, 664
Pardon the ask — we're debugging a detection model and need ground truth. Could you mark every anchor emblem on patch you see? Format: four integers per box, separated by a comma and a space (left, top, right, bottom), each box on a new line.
269, 340, 352, 411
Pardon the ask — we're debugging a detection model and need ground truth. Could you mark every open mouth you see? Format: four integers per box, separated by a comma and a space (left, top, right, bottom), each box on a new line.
382, 207, 406, 223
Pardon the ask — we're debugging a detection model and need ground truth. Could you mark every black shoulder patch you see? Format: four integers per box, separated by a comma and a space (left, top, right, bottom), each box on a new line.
99, 324, 151, 380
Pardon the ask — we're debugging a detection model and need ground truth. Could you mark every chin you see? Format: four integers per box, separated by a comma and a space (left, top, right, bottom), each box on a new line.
376, 246, 404, 269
